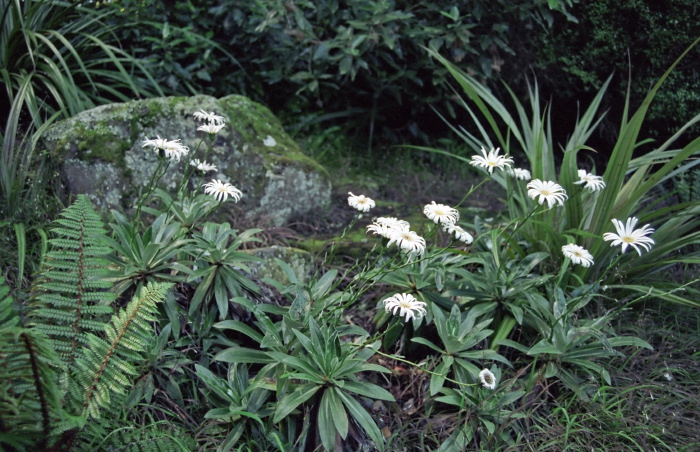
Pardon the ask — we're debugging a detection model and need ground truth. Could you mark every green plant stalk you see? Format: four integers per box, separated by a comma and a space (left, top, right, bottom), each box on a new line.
584, 37, 700, 257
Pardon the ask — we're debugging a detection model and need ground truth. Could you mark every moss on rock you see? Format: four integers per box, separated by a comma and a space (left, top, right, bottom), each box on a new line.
42, 94, 331, 225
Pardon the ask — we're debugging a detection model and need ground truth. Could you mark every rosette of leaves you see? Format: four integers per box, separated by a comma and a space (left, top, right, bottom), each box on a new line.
187, 222, 262, 320
196, 363, 278, 450
497, 283, 652, 399
215, 313, 395, 451
434, 367, 525, 451
106, 210, 192, 298
268, 318, 394, 451
145, 188, 218, 230
413, 304, 510, 396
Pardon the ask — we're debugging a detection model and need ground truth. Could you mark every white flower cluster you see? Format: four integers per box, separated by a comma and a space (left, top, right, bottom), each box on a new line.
193, 109, 226, 135
382, 293, 427, 322
469, 147, 514, 174
142, 137, 190, 162
347, 192, 375, 212
364, 215, 426, 257
142, 109, 244, 203
423, 201, 473, 245
503, 162, 653, 263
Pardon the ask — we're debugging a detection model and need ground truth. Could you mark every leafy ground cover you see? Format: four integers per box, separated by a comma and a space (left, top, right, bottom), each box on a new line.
293, 139, 700, 451
2, 6, 698, 446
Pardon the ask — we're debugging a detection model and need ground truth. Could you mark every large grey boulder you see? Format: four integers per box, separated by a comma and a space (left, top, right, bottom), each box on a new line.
42, 95, 331, 226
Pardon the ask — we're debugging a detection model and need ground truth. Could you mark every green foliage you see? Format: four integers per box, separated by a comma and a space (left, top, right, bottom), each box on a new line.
196, 363, 278, 449
423, 41, 700, 305
103, 0, 576, 145
74, 282, 173, 418
0, 196, 175, 450
502, 282, 652, 397
106, 211, 192, 298
529, 0, 700, 143
433, 369, 525, 450
187, 222, 261, 320
213, 295, 394, 451
0, 0, 164, 132
0, 0, 164, 285
78, 419, 197, 452
0, 276, 65, 450
413, 303, 507, 396
30, 194, 115, 367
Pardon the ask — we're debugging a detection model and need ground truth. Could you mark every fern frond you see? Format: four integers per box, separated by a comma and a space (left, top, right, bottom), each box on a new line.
72, 282, 172, 418
0, 278, 18, 328
78, 420, 197, 452
30, 195, 116, 371
0, 277, 68, 451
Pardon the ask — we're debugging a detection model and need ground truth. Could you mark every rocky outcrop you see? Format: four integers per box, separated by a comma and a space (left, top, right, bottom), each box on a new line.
42, 95, 331, 226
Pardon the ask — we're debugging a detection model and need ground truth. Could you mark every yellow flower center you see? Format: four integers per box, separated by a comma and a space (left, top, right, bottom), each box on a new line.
540, 190, 551, 196
622, 236, 635, 243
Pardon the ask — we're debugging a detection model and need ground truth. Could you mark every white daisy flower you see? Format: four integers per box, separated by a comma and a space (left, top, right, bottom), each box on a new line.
142, 136, 189, 162
602, 217, 655, 256
367, 217, 410, 238
443, 223, 473, 244
561, 243, 594, 267
348, 192, 375, 212
424, 201, 460, 225
574, 169, 606, 192
387, 229, 426, 256
508, 167, 532, 181
526, 179, 568, 208
469, 147, 514, 174
383, 293, 427, 322
197, 123, 226, 134
193, 110, 225, 125
479, 368, 497, 390
190, 159, 218, 173
263, 135, 277, 147
202, 179, 242, 202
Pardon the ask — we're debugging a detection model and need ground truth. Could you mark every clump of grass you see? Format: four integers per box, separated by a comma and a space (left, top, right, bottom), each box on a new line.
508, 304, 700, 451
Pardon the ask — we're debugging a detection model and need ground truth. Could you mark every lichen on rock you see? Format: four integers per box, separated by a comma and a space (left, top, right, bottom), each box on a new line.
42, 94, 331, 226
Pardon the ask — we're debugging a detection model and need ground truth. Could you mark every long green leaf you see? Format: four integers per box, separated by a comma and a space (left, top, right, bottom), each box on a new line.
272, 383, 320, 424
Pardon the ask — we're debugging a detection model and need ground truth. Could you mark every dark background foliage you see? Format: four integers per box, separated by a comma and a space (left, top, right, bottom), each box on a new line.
510, 0, 700, 154
103, 0, 577, 147
102, 0, 697, 154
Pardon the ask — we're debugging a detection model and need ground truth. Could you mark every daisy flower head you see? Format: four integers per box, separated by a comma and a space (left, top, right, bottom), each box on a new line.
348, 192, 375, 212
193, 110, 225, 125
383, 293, 427, 322
197, 123, 226, 135
387, 229, 426, 256
527, 179, 568, 208
508, 167, 532, 181
469, 147, 514, 174
263, 135, 277, 147
443, 222, 473, 244
424, 201, 460, 225
142, 136, 189, 162
479, 368, 497, 390
367, 217, 410, 238
561, 243, 594, 267
602, 217, 655, 256
190, 159, 218, 173
574, 169, 606, 192
202, 179, 242, 203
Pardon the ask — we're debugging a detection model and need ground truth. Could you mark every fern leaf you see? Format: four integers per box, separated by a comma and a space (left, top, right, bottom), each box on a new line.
30, 194, 116, 372
0, 277, 68, 451
72, 282, 172, 418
